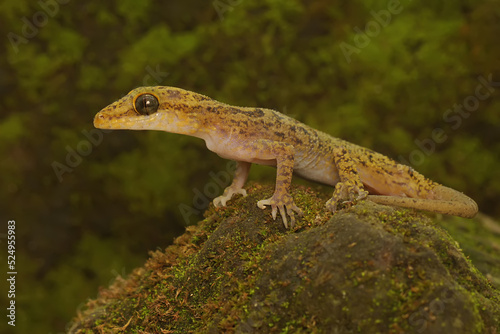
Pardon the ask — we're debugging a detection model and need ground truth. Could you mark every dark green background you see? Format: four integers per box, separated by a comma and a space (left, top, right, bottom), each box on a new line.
0, 0, 499, 332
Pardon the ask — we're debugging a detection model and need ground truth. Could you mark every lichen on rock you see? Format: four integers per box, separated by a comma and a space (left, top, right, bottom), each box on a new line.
69, 184, 500, 333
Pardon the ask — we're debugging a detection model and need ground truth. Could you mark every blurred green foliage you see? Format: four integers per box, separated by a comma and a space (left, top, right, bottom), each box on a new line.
0, 0, 499, 332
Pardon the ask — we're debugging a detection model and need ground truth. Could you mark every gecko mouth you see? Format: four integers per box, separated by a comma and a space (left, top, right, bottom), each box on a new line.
92, 112, 131, 129
93, 112, 133, 129
93, 110, 160, 130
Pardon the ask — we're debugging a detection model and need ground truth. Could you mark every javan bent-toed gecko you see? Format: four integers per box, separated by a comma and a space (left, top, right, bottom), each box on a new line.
94, 86, 478, 228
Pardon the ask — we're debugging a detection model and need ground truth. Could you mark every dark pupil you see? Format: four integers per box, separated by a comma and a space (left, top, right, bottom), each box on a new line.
135, 94, 159, 115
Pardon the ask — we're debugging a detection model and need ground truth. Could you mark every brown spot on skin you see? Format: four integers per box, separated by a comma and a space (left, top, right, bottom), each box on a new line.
231, 107, 265, 118
166, 89, 181, 99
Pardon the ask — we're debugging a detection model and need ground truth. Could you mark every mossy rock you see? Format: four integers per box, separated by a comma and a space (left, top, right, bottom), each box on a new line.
69, 184, 500, 333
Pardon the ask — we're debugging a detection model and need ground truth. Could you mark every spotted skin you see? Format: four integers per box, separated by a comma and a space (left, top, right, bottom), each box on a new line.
94, 86, 478, 228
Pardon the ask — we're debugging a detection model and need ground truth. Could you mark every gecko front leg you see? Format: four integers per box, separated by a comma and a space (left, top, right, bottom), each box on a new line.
325, 146, 369, 212
213, 161, 250, 206
253, 140, 303, 228
214, 140, 303, 228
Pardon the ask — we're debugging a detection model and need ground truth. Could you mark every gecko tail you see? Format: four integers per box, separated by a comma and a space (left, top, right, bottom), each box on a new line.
367, 185, 478, 218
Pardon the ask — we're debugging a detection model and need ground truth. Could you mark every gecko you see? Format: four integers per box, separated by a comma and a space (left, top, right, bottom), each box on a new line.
94, 86, 478, 228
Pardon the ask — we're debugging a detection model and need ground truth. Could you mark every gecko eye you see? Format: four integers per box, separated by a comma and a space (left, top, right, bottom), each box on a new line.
134, 93, 159, 115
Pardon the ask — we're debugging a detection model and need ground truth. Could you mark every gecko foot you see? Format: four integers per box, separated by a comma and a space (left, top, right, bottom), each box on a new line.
325, 180, 368, 213
257, 193, 303, 229
213, 187, 247, 207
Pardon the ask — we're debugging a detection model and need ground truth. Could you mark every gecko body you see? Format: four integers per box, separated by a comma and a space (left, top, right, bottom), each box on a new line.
94, 86, 478, 228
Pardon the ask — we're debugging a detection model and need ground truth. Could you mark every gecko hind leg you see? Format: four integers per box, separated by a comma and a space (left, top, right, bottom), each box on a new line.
325, 146, 369, 213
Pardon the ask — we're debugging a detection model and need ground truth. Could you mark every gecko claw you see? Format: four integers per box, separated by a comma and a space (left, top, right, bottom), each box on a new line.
257, 194, 303, 229
213, 188, 247, 207
326, 180, 369, 213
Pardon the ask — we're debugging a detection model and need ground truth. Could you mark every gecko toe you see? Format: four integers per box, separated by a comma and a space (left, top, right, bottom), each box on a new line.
257, 199, 270, 210
257, 194, 302, 229
271, 207, 278, 220
236, 189, 248, 197
292, 205, 304, 217
278, 206, 288, 228
214, 187, 248, 207
326, 180, 368, 213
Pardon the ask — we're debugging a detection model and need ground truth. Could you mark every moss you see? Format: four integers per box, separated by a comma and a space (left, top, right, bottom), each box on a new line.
69, 184, 500, 333
438, 214, 500, 290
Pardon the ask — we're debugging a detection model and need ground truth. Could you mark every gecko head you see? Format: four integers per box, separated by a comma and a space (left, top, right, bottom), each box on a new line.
94, 86, 213, 135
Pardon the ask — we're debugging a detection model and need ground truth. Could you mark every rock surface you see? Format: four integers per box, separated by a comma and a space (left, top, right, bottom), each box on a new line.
69, 184, 500, 333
